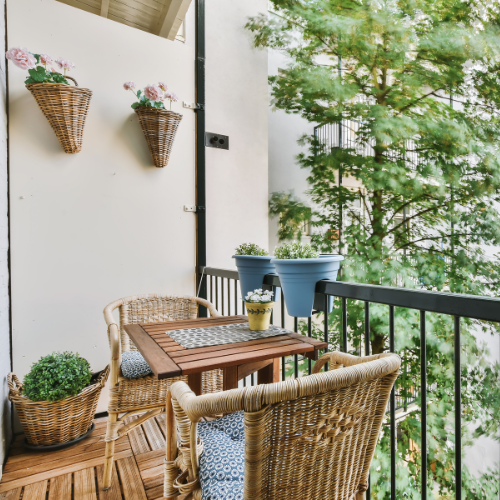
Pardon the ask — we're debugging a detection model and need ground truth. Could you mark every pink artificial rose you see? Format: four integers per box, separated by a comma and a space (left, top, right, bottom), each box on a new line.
144, 84, 163, 103
5, 47, 36, 70
55, 58, 75, 71
165, 92, 179, 102
158, 82, 167, 91
123, 81, 135, 91
40, 54, 52, 65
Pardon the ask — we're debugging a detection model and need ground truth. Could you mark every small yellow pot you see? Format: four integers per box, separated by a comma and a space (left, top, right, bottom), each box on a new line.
245, 301, 275, 331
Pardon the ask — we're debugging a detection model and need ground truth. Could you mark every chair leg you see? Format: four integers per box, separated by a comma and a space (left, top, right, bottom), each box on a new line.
103, 413, 118, 490
355, 492, 366, 500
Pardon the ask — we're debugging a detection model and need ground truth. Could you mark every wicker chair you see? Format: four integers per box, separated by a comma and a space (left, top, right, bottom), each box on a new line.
102, 294, 222, 490
164, 351, 401, 500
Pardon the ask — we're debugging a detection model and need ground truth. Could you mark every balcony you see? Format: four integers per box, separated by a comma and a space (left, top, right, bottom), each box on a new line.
1, 0, 500, 498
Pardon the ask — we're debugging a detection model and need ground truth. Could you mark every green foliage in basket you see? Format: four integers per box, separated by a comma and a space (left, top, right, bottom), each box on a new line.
23, 352, 92, 402
234, 243, 268, 256
274, 242, 319, 259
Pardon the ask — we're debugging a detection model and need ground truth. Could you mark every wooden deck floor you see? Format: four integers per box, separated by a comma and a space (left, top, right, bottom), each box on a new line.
0, 414, 169, 500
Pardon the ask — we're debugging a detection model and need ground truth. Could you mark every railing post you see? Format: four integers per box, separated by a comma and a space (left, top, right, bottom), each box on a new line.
420, 310, 427, 500
390, 305, 396, 500
454, 316, 462, 500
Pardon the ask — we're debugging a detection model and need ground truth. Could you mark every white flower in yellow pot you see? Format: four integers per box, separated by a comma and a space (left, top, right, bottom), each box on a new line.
245, 288, 274, 331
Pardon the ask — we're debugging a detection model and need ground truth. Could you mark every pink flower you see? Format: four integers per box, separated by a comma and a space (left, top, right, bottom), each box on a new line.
40, 54, 52, 65
55, 58, 75, 71
144, 84, 163, 103
158, 82, 167, 91
5, 47, 36, 70
165, 92, 179, 102
123, 81, 135, 91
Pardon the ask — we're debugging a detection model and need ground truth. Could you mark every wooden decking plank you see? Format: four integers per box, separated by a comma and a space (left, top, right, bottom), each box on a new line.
4, 433, 127, 473
144, 483, 166, 500
126, 417, 151, 456
116, 457, 148, 500
48, 473, 72, 500
0, 449, 133, 493
155, 414, 166, 435
0, 487, 22, 499
167, 334, 293, 358
96, 464, 122, 500
178, 342, 315, 374
74, 468, 97, 500
2, 441, 129, 482
4, 421, 110, 470
134, 448, 165, 468
22, 480, 48, 500
139, 463, 163, 482
142, 419, 164, 451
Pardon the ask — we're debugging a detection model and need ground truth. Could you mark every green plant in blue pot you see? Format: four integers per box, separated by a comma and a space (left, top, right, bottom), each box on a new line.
233, 243, 276, 299
272, 242, 344, 317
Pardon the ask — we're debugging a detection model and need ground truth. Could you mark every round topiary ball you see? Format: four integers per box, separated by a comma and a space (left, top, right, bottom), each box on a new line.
23, 351, 92, 402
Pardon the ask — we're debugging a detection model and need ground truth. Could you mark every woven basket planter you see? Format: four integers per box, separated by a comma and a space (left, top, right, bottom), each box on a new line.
8, 365, 109, 447
135, 107, 183, 168
26, 78, 92, 154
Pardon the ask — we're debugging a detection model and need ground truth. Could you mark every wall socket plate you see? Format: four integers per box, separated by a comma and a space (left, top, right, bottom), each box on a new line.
205, 132, 229, 150
184, 205, 196, 212
183, 102, 197, 109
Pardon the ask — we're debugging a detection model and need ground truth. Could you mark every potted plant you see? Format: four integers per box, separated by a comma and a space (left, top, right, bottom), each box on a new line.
245, 288, 275, 331
272, 242, 344, 317
6, 47, 92, 153
233, 243, 276, 299
8, 351, 109, 450
124, 81, 182, 168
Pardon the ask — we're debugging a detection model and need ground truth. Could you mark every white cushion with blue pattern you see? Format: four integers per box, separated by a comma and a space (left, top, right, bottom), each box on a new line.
120, 351, 153, 379
198, 411, 245, 500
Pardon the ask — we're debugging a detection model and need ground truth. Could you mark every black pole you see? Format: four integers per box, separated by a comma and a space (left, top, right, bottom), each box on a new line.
195, 0, 207, 316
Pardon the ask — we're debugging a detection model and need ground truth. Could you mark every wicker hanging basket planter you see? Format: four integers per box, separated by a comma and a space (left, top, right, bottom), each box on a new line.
26, 77, 92, 154
135, 107, 183, 168
8, 365, 109, 448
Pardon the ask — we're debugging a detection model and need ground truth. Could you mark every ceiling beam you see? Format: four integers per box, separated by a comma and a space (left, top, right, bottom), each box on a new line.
101, 0, 110, 17
156, 0, 192, 40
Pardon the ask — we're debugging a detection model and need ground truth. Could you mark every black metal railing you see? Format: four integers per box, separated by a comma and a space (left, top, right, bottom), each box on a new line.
199, 266, 500, 500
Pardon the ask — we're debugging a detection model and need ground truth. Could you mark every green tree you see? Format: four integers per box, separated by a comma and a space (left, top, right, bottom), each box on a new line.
247, 1, 500, 498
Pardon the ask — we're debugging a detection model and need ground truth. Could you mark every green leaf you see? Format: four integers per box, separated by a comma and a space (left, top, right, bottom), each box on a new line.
131, 102, 139, 109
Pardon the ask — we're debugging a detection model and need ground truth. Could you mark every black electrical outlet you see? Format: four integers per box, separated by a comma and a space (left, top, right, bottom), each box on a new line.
205, 132, 229, 150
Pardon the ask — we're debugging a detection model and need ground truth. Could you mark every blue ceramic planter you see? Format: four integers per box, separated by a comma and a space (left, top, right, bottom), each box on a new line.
271, 255, 344, 317
233, 255, 276, 299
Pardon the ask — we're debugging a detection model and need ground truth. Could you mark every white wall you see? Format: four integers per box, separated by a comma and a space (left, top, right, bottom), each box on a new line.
7, 0, 197, 413
0, 0, 10, 476
206, 0, 269, 269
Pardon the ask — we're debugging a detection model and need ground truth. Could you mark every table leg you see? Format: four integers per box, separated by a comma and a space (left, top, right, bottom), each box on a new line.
223, 366, 238, 391
188, 372, 202, 396
257, 358, 280, 385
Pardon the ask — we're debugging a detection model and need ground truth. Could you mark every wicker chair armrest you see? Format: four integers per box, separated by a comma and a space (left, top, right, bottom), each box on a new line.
194, 297, 221, 317
108, 323, 121, 385
312, 351, 399, 374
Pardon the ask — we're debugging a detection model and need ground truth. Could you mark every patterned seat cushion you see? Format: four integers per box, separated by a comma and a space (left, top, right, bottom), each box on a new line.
120, 351, 153, 379
198, 412, 245, 500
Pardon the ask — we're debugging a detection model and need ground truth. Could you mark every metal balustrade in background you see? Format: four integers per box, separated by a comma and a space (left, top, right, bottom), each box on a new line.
199, 266, 500, 500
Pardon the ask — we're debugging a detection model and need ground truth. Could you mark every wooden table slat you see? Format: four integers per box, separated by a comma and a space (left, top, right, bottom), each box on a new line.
123, 324, 181, 379
168, 334, 294, 358
177, 342, 314, 374
141, 315, 248, 332
169, 338, 301, 364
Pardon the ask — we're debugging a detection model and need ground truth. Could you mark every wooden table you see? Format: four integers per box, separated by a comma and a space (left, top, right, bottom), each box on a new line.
124, 315, 327, 394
